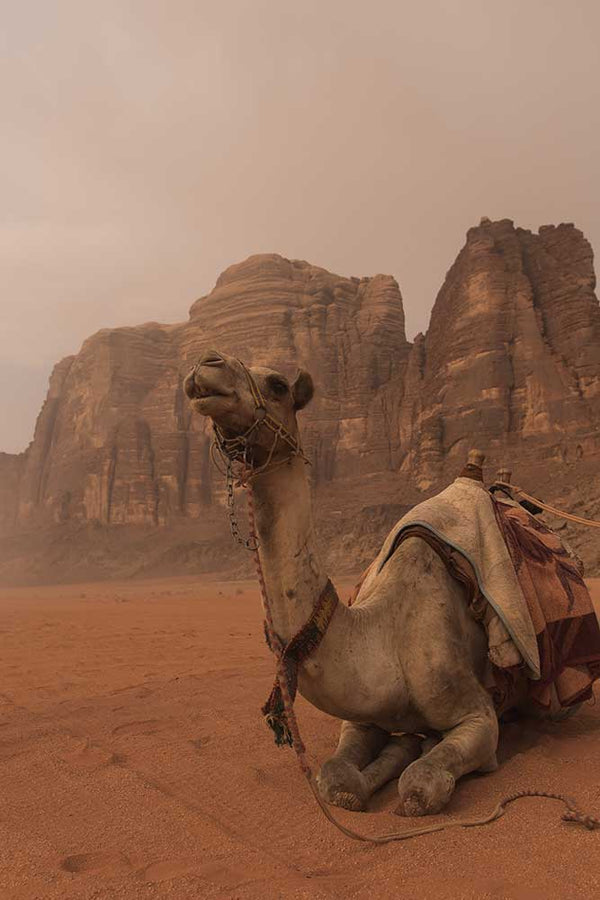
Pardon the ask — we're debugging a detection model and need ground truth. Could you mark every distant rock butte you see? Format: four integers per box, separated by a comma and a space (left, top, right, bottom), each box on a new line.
396, 219, 600, 488
1, 220, 599, 581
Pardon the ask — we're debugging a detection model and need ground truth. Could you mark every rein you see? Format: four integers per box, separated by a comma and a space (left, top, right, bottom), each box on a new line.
494, 481, 600, 529
204, 366, 600, 842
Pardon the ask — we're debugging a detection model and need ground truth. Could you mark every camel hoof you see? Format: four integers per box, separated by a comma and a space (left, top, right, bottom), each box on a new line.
331, 791, 365, 812
395, 794, 429, 817
316, 760, 367, 812
396, 761, 455, 817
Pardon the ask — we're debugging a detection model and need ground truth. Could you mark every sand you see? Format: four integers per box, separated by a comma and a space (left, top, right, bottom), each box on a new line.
0, 577, 599, 900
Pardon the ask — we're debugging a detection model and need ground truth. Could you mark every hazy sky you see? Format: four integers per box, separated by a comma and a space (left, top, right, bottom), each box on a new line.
2, 0, 599, 453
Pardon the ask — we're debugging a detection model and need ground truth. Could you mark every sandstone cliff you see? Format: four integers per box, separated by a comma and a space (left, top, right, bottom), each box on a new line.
394, 219, 600, 488
1, 219, 599, 583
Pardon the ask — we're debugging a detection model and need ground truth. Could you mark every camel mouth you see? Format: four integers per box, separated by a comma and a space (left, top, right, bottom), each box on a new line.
190, 387, 236, 417
191, 389, 232, 406
194, 388, 231, 400
185, 370, 234, 402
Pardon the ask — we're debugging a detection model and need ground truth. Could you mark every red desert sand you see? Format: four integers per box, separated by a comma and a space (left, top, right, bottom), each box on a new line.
0, 577, 599, 900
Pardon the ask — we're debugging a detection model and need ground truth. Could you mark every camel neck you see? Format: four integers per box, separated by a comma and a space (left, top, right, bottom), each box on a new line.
249, 457, 330, 642
248, 456, 385, 725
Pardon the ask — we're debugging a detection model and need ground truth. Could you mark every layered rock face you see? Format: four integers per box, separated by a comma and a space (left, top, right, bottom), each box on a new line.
2, 256, 409, 536
395, 219, 600, 488
1, 219, 599, 582
0, 453, 24, 533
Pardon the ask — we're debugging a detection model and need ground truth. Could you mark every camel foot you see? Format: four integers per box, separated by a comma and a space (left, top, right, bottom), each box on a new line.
329, 790, 365, 812
395, 759, 455, 817
315, 759, 367, 812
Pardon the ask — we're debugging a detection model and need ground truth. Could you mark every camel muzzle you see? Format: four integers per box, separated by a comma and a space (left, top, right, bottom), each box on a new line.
184, 351, 234, 401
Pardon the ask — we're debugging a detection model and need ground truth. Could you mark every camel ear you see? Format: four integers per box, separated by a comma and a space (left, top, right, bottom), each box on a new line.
291, 370, 314, 410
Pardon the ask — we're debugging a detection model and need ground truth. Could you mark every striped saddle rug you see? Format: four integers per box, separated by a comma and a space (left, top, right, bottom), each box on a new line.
492, 497, 600, 711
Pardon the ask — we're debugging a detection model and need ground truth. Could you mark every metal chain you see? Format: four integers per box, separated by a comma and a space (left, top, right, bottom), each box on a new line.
225, 458, 258, 551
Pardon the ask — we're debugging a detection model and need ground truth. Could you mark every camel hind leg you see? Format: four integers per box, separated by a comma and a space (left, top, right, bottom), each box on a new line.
316, 721, 422, 811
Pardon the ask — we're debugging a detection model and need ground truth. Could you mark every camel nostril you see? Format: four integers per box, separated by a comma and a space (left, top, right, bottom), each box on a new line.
184, 372, 199, 399
199, 351, 225, 367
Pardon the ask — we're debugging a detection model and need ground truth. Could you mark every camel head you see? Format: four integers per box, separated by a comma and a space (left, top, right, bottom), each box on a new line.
183, 349, 314, 467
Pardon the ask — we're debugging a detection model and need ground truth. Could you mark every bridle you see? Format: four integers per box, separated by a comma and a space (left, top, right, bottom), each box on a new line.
211, 359, 307, 478
190, 356, 309, 549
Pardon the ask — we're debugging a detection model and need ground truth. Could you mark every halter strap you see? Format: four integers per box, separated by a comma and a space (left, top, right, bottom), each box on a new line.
239, 359, 268, 412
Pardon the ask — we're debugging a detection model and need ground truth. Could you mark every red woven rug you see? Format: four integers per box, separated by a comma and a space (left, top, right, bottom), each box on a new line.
492, 499, 600, 711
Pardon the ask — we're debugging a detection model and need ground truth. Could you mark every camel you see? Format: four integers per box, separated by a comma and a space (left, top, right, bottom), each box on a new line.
184, 350, 504, 817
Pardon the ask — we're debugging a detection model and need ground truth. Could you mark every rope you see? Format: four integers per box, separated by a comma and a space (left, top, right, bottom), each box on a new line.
244, 489, 600, 844
495, 481, 600, 529
307, 787, 599, 844
247, 490, 308, 771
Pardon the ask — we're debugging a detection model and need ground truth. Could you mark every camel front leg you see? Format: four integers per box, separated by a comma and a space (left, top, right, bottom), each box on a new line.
361, 734, 424, 796
396, 703, 499, 817
317, 721, 422, 811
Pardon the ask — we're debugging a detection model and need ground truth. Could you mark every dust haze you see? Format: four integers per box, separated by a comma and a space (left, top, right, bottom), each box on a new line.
2, 0, 600, 451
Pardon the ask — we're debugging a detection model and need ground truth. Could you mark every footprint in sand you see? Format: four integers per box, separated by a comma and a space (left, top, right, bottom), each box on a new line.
61, 738, 119, 770
110, 683, 154, 697
111, 719, 170, 736
199, 863, 247, 889
139, 860, 198, 883
61, 851, 132, 875
139, 860, 243, 887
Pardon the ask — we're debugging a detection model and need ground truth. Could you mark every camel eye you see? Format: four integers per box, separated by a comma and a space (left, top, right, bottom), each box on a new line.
266, 376, 289, 398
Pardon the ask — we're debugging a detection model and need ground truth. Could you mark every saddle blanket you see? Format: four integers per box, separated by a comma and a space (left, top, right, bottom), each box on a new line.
493, 498, 600, 710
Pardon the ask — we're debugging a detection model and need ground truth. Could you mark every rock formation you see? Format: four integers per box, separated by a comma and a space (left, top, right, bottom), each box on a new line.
1, 219, 599, 583
395, 219, 600, 488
